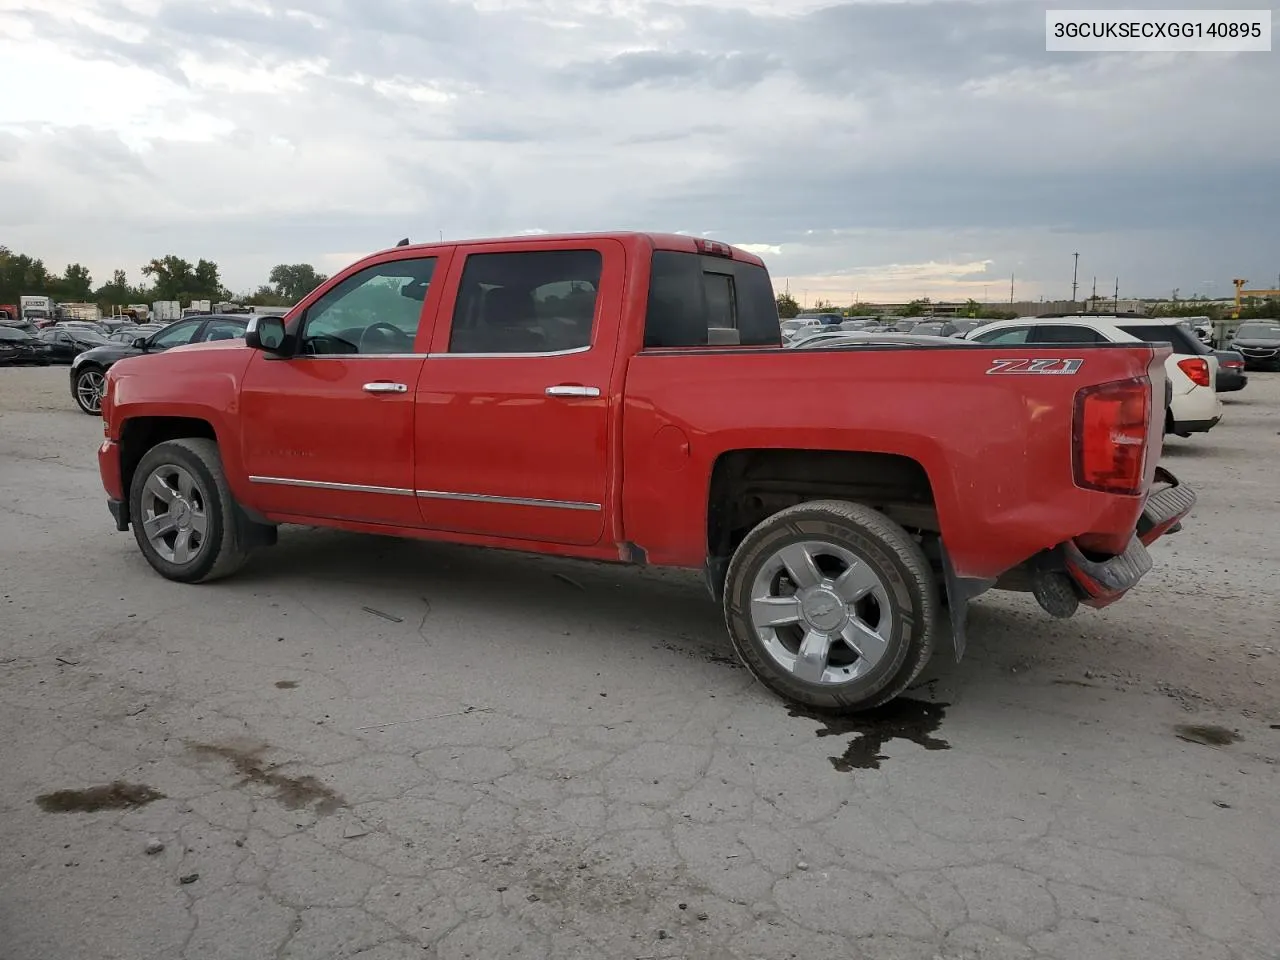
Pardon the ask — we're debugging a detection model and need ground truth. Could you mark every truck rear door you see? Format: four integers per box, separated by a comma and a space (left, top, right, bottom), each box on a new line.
413, 239, 624, 546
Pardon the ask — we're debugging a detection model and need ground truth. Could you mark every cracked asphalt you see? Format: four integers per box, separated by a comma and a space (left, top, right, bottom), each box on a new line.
1, 366, 1277, 960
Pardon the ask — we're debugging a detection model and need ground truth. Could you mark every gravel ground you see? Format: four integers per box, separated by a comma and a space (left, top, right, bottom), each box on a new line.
1, 364, 1277, 960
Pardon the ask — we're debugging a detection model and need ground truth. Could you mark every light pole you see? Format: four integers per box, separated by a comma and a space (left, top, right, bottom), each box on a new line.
1071, 252, 1079, 304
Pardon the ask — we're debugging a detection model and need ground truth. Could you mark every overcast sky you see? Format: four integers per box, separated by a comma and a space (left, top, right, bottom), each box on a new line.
1, 0, 1277, 303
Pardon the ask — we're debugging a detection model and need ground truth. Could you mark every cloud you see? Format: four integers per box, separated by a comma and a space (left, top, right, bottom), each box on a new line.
0, 0, 1275, 302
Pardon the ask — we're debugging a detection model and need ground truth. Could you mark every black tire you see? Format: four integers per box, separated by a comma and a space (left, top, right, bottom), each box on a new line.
723, 499, 938, 714
129, 438, 250, 583
72, 366, 105, 415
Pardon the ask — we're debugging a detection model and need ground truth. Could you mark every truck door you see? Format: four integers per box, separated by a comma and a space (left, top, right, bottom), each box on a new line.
413, 240, 623, 546
238, 252, 447, 526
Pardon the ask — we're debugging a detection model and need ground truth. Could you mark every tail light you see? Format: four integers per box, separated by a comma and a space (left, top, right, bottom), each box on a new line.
1223, 359, 1244, 370
1177, 357, 1211, 387
1073, 377, 1150, 495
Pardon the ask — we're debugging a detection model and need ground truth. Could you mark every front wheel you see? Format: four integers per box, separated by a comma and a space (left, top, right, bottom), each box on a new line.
73, 367, 105, 415
723, 500, 938, 713
129, 438, 250, 583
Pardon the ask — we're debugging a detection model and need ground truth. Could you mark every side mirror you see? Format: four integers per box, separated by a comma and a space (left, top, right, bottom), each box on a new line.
132, 337, 149, 350
245, 316, 287, 353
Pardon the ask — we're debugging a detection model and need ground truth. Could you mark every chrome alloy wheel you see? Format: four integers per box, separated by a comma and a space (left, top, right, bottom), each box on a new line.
139, 464, 209, 564
748, 540, 894, 685
76, 370, 105, 413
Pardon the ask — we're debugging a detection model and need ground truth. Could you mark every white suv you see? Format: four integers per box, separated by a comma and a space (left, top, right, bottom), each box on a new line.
965, 314, 1222, 437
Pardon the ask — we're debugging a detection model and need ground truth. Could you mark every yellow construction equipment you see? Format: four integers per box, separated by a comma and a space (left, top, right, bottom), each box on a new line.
1232, 278, 1280, 316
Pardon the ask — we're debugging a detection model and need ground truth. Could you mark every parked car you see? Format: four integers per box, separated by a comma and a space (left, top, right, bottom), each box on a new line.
70, 314, 249, 414
96, 231, 1195, 715
0, 325, 53, 365
1228, 321, 1280, 370
1, 318, 41, 336
108, 324, 165, 344
780, 318, 823, 340
38, 326, 113, 363
966, 315, 1222, 437
949, 319, 984, 337
910, 320, 960, 337
1213, 350, 1248, 393
794, 312, 845, 327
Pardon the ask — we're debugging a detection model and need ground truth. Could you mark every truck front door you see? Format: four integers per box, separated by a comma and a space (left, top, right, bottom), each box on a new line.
239, 253, 446, 526
413, 240, 622, 546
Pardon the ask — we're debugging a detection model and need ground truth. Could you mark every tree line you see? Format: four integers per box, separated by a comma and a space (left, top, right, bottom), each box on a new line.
0, 246, 328, 309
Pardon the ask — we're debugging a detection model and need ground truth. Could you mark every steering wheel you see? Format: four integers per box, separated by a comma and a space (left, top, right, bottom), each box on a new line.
358, 322, 410, 354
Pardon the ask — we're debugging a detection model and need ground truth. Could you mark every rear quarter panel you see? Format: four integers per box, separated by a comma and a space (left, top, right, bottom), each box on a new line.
622, 342, 1163, 579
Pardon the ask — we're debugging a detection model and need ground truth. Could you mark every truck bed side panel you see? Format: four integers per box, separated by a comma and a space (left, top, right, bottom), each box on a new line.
621, 343, 1161, 579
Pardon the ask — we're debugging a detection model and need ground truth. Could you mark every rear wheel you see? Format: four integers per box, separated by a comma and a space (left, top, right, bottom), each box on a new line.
73, 367, 105, 415
723, 500, 938, 713
129, 438, 250, 583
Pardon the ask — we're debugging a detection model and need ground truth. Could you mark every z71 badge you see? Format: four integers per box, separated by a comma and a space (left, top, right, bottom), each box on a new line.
986, 358, 1084, 375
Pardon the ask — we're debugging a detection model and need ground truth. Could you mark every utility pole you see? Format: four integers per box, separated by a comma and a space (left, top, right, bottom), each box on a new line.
1114, 278, 1120, 314
1071, 252, 1079, 304
1009, 273, 1015, 304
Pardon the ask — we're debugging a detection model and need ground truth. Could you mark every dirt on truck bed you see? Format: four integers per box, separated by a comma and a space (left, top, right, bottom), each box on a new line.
1, 364, 1277, 960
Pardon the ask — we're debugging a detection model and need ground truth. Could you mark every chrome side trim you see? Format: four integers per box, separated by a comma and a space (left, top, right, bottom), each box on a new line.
248, 476, 416, 497
416, 489, 601, 511
291, 353, 426, 359
290, 345, 592, 360
426, 345, 592, 359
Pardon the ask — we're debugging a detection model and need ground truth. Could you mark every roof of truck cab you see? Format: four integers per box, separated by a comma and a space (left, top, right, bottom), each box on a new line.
372, 232, 768, 267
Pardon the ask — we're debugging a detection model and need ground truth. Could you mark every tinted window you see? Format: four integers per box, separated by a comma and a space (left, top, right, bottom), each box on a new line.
644, 251, 780, 348
448, 250, 600, 354
301, 258, 435, 355
1033, 324, 1106, 344
974, 326, 1032, 344
1118, 324, 1209, 356
149, 321, 202, 349
200, 318, 247, 342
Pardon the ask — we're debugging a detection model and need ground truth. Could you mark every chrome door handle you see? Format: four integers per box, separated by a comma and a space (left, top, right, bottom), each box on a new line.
545, 385, 600, 398
363, 382, 408, 394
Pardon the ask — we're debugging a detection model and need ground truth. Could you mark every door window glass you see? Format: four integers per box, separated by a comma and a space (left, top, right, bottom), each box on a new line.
973, 326, 1033, 344
200, 319, 247, 342
643, 251, 779, 348
300, 258, 436, 355
149, 321, 202, 349
449, 249, 601, 354
1033, 324, 1106, 343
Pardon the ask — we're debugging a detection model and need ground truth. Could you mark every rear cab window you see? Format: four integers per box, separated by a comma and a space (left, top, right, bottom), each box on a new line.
643, 249, 780, 349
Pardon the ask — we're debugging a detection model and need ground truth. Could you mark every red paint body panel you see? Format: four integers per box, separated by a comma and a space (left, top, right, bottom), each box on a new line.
99, 231, 1173, 590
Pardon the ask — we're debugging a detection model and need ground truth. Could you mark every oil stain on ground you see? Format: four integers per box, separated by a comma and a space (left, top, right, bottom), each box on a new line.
789, 698, 950, 772
188, 742, 344, 815
36, 782, 165, 813
274, 680, 299, 689
1175, 724, 1241, 746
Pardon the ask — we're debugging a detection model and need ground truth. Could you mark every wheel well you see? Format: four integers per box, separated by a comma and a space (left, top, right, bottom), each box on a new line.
119, 417, 217, 498
706, 449, 939, 583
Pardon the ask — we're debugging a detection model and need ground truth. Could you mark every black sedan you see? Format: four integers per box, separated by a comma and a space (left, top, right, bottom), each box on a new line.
38, 326, 113, 363
1229, 321, 1280, 370
70, 314, 249, 414
1214, 350, 1248, 393
0, 325, 52, 365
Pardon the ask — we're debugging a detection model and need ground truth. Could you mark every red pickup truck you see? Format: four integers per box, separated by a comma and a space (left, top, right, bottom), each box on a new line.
97, 233, 1195, 713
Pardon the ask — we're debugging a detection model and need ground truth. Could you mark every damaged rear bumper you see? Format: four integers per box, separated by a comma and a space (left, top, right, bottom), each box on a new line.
1057, 467, 1197, 611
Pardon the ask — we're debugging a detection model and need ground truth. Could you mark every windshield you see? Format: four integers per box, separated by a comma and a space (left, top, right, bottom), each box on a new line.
1235, 322, 1280, 338
71, 330, 111, 344
0, 327, 28, 341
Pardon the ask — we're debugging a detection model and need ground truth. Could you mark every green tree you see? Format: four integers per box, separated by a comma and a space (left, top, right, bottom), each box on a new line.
899, 298, 931, 317
243, 285, 291, 307
50, 263, 94, 300
775, 291, 800, 318
142, 255, 226, 302
0, 246, 51, 304
268, 263, 328, 303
